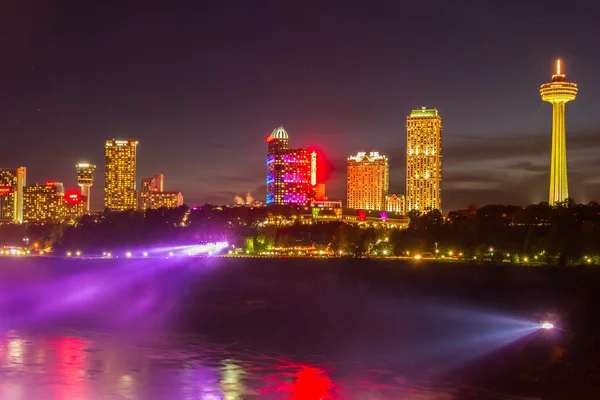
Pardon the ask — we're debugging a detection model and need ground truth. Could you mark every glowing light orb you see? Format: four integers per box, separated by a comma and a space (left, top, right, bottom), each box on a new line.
143, 252, 148, 257
414, 254, 422, 260
169, 252, 174, 257
126, 252, 132, 258
541, 321, 554, 330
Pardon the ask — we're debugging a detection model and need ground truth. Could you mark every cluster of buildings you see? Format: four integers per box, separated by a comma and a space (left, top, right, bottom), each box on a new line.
265, 106, 443, 216
0, 140, 184, 224
264, 58, 575, 214
103, 140, 183, 212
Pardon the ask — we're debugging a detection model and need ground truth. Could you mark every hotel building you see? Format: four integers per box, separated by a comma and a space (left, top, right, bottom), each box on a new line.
346, 152, 389, 211
23, 182, 83, 223
266, 126, 317, 205
147, 192, 183, 209
406, 106, 442, 212
104, 140, 138, 211
0, 167, 26, 223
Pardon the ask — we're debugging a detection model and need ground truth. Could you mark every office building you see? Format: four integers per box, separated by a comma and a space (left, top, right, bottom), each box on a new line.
104, 139, 138, 211
76, 162, 95, 213
0, 167, 26, 223
346, 152, 389, 211
266, 126, 317, 205
540, 59, 578, 205
406, 106, 442, 212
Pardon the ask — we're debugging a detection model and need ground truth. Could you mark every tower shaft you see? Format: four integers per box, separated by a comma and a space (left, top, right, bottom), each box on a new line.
549, 102, 568, 205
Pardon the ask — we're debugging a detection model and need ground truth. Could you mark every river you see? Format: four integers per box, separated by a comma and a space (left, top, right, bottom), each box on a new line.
0, 256, 560, 399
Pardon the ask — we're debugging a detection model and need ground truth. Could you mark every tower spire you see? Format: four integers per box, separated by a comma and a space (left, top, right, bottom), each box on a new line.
556, 59, 561, 75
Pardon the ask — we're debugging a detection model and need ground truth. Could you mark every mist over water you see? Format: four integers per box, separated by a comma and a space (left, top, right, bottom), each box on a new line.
0, 258, 544, 399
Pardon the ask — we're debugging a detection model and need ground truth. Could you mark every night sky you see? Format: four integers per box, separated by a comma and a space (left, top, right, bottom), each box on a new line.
2, 0, 600, 211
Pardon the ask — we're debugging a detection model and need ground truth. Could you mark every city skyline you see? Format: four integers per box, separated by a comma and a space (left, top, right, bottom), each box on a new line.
2, 2, 600, 210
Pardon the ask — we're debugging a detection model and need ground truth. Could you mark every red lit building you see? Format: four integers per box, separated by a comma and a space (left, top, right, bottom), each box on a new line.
266, 126, 318, 206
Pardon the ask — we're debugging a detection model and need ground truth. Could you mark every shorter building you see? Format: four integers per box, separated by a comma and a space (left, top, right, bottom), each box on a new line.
23, 182, 83, 223
146, 192, 183, 210
347, 152, 389, 211
140, 174, 164, 210
386, 194, 406, 215
310, 200, 343, 221
315, 183, 327, 200
0, 167, 26, 223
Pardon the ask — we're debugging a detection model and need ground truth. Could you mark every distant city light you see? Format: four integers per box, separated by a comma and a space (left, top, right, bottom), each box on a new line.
143, 252, 148, 257
414, 254, 422, 260
126, 252, 132, 258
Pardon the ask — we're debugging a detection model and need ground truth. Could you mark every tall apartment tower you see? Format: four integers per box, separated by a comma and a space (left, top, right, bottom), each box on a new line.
76, 162, 96, 213
346, 152, 389, 211
104, 140, 138, 211
0, 167, 26, 223
406, 106, 442, 213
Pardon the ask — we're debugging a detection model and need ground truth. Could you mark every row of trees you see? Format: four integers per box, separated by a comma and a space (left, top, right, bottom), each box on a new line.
1, 201, 600, 263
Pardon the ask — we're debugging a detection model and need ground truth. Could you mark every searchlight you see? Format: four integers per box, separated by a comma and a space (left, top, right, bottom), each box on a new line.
540, 321, 554, 330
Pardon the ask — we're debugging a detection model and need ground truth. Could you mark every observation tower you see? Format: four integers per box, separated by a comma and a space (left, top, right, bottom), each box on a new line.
76, 162, 95, 213
540, 59, 578, 205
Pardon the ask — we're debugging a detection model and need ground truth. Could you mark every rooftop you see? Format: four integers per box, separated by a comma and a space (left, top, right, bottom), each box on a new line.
268, 125, 289, 140
410, 106, 438, 117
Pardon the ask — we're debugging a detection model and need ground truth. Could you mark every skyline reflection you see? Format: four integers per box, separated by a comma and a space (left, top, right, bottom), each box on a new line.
0, 331, 525, 399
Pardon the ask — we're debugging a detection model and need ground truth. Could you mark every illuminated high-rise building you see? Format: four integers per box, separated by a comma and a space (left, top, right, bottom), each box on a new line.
0, 167, 26, 223
76, 162, 95, 213
540, 59, 578, 205
406, 106, 442, 212
266, 126, 316, 205
346, 152, 389, 211
104, 140, 138, 211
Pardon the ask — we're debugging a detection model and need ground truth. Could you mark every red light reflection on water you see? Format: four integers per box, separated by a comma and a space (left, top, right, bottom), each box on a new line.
261, 361, 339, 399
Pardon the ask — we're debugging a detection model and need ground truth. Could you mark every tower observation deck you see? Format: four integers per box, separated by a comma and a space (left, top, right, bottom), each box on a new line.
540, 59, 578, 205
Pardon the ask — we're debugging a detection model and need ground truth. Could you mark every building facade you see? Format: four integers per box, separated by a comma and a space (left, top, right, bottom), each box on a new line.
140, 174, 164, 210
147, 192, 183, 209
266, 126, 316, 205
104, 140, 138, 211
23, 182, 83, 223
346, 152, 389, 211
0, 167, 26, 223
76, 163, 95, 213
406, 106, 442, 213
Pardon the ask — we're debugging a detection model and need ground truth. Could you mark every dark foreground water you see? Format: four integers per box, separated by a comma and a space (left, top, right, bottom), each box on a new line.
2, 257, 594, 399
